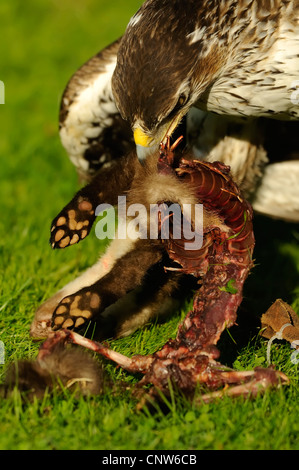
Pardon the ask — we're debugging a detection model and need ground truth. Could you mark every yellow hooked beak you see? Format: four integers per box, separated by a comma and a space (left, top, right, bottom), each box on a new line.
133, 113, 184, 162
133, 128, 153, 147
133, 128, 156, 162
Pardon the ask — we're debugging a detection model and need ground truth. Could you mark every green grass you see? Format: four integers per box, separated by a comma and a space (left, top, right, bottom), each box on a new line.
0, 0, 299, 450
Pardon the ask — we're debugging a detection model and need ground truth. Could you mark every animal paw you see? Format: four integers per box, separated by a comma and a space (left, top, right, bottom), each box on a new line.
50, 196, 95, 249
52, 290, 101, 331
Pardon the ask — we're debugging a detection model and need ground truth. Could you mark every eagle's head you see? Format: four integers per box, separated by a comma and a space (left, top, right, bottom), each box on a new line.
112, 0, 225, 161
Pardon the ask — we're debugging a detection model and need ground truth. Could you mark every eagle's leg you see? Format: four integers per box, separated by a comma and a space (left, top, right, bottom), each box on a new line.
51, 240, 165, 332
50, 152, 138, 249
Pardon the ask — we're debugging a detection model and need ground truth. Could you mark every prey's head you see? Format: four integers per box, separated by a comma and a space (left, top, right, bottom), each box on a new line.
112, 0, 222, 162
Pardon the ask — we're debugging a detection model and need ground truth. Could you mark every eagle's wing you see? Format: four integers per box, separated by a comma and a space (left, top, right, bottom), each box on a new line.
59, 38, 133, 182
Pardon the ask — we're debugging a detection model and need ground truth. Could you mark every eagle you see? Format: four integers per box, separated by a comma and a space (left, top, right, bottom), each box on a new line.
59, 0, 299, 221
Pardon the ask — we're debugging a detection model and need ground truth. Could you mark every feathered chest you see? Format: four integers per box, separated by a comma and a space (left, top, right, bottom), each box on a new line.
200, 29, 299, 120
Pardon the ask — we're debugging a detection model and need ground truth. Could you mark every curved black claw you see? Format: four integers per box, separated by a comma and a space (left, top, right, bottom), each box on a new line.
50, 196, 96, 249
51, 289, 101, 331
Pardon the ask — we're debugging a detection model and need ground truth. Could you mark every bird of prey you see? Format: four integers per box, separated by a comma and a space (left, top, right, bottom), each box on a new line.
59, 0, 299, 221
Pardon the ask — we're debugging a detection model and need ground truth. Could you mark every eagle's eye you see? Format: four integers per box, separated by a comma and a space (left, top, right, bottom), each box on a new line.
178, 94, 187, 107
168, 93, 188, 120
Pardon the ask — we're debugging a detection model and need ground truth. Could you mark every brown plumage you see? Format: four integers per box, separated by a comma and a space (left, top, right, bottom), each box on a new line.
113, 0, 299, 131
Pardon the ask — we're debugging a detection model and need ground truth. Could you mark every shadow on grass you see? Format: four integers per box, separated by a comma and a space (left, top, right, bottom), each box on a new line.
219, 215, 299, 365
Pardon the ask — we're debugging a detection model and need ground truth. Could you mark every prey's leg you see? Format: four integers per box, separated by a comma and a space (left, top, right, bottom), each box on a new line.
50, 152, 138, 249
51, 240, 164, 332
30, 237, 137, 338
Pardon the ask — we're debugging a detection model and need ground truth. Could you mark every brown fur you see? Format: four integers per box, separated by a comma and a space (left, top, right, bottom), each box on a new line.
128, 151, 225, 230
1, 345, 104, 400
